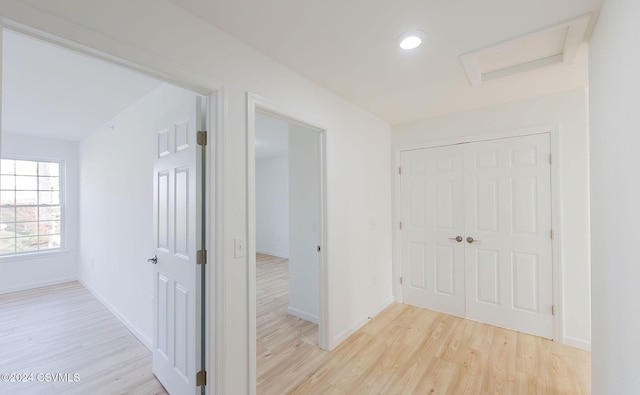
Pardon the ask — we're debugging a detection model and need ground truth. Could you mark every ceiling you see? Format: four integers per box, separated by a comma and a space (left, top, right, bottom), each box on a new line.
2, 30, 161, 141
170, 0, 602, 124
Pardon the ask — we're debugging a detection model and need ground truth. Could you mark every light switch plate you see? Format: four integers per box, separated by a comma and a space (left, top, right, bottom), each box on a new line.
234, 238, 246, 258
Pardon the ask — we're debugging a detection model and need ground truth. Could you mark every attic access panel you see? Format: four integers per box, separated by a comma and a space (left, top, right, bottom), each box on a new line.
460, 14, 591, 86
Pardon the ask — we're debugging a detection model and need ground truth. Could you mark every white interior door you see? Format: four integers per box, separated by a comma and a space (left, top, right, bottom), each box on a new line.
152, 93, 204, 394
400, 146, 466, 317
464, 134, 553, 338
400, 133, 554, 339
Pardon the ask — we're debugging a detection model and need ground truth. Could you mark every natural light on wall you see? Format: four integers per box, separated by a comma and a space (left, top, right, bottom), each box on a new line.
0, 159, 63, 255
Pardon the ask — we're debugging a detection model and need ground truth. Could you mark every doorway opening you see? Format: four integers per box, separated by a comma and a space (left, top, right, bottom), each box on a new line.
0, 26, 213, 395
254, 112, 320, 391
247, 96, 328, 393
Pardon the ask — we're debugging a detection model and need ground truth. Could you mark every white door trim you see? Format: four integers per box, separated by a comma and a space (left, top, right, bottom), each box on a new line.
0, 18, 213, 96
209, 88, 226, 395
0, 20, 222, 394
394, 125, 563, 343
246, 92, 329, 395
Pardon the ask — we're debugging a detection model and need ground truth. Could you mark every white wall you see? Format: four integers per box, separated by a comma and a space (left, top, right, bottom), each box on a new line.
255, 157, 289, 258
0, 133, 79, 293
393, 88, 591, 349
78, 84, 195, 349
2, 3, 392, 392
590, 0, 640, 392
288, 124, 319, 323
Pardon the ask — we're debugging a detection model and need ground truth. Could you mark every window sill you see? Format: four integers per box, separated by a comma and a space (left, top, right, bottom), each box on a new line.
0, 249, 70, 263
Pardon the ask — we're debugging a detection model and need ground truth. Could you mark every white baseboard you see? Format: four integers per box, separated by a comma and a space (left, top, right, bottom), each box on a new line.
332, 297, 394, 349
78, 279, 153, 351
563, 336, 591, 351
256, 249, 289, 259
0, 276, 77, 295
287, 306, 318, 324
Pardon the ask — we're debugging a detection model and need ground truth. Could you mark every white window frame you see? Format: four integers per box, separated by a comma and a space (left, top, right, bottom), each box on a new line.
0, 156, 66, 258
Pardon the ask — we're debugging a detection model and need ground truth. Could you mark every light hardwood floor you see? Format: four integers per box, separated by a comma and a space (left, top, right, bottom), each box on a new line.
257, 253, 591, 394
0, 281, 167, 395
257, 253, 321, 394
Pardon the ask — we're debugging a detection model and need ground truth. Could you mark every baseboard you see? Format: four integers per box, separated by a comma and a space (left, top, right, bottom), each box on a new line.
78, 279, 153, 351
0, 276, 77, 295
563, 336, 591, 351
332, 297, 394, 349
256, 249, 289, 259
287, 306, 318, 324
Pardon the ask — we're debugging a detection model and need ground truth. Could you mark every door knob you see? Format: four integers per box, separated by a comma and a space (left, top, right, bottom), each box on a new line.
466, 237, 480, 244
147, 255, 157, 264
448, 236, 463, 242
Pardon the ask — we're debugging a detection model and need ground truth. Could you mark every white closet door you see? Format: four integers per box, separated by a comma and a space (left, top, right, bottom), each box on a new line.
400, 146, 466, 317
463, 134, 553, 338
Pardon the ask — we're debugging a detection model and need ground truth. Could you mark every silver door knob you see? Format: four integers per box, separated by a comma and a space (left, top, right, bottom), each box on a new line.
147, 255, 157, 264
448, 236, 463, 242
466, 237, 480, 243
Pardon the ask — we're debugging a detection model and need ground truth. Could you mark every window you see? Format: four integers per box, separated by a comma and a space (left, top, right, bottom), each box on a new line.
0, 158, 63, 255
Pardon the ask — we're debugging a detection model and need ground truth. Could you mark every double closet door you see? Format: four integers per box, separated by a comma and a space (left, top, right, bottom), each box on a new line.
400, 133, 553, 339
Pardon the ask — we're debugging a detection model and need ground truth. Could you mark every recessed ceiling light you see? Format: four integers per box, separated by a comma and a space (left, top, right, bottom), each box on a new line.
399, 30, 425, 50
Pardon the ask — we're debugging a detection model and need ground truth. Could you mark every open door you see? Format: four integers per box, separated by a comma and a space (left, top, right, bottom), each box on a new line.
151, 92, 206, 394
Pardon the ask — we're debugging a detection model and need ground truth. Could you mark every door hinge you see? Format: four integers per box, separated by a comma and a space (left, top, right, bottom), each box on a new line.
400, 277, 403, 285
398, 167, 402, 175
197, 249, 207, 265
399, 222, 403, 230
549, 153, 552, 165
197, 130, 208, 146
196, 369, 207, 386
550, 229, 554, 240
552, 305, 555, 316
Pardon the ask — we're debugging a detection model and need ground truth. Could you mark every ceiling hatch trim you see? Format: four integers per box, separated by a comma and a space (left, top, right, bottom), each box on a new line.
460, 14, 591, 86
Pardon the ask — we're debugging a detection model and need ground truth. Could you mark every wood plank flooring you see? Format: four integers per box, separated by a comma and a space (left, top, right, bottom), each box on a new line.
0, 281, 166, 395
2, 256, 590, 394
257, 253, 321, 394
256, 254, 591, 395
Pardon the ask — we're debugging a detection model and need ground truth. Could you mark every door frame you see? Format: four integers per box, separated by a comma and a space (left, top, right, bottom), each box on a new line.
0, 20, 224, 395
393, 126, 563, 342
246, 92, 329, 394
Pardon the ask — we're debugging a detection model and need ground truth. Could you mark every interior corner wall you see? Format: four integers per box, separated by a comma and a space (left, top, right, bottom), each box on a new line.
392, 88, 591, 350
255, 157, 289, 258
287, 123, 319, 323
0, 133, 79, 293
78, 83, 194, 349
589, 0, 640, 392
